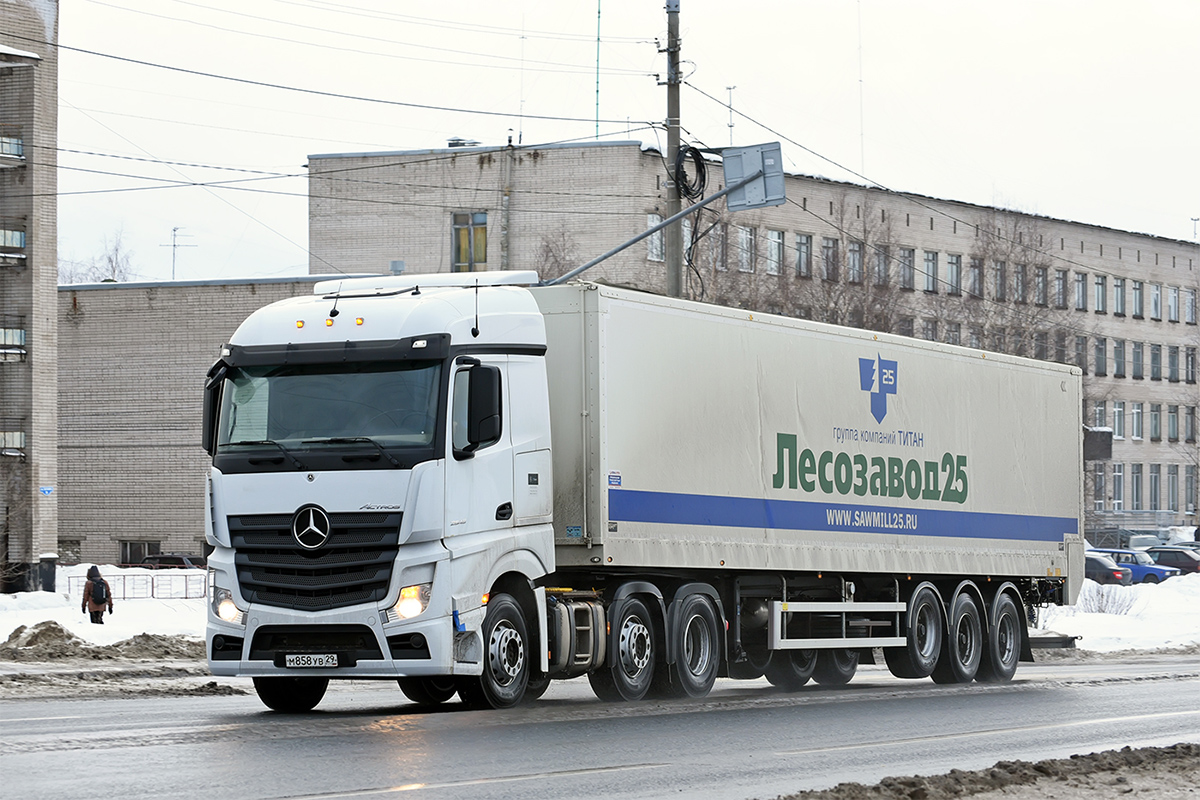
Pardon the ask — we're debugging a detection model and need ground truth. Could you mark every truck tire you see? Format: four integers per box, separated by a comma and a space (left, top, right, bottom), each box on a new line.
765, 649, 817, 691
652, 594, 720, 699
884, 583, 942, 679
397, 676, 458, 706
252, 676, 328, 713
977, 593, 1021, 683
931, 591, 982, 684
458, 593, 529, 709
588, 598, 656, 702
522, 671, 551, 704
812, 648, 858, 685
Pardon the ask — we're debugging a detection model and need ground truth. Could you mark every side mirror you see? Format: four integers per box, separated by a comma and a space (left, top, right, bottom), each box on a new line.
466, 365, 502, 451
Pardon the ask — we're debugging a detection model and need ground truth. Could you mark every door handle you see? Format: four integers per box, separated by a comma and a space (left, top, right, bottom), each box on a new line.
496, 502, 513, 521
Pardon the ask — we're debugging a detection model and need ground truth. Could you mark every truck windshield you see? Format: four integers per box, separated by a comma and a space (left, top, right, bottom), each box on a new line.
216, 360, 441, 450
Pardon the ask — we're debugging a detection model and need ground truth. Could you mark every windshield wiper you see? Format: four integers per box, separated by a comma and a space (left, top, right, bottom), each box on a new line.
227, 439, 308, 470
302, 437, 401, 467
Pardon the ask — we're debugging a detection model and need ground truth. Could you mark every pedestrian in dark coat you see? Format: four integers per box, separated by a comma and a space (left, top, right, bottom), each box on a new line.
82, 565, 114, 624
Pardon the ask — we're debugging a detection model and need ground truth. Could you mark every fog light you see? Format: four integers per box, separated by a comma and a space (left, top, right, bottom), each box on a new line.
393, 583, 432, 620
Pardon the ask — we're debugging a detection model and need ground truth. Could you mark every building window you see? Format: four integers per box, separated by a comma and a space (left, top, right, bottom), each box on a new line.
899, 248, 915, 289
1012, 328, 1026, 356
821, 237, 838, 280
1151, 284, 1162, 319
1094, 463, 1106, 512
1113, 401, 1125, 439
1188, 347, 1197, 383
646, 214, 665, 262
897, 317, 914, 337
1034, 331, 1049, 360
765, 229, 783, 275
1169, 405, 1179, 441
1169, 465, 1179, 512
1150, 464, 1161, 511
0, 229, 25, 249
1094, 337, 1107, 376
968, 327, 982, 349
1132, 342, 1144, 379
452, 212, 488, 271
1150, 403, 1161, 441
847, 240, 863, 283
1075, 336, 1088, 372
923, 251, 938, 292
120, 541, 161, 565
1093, 400, 1106, 427
1114, 339, 1126, 378
1188, 465, 1197, 513
1055, 331, 1068, 363
990, 328, 1006, 353
1169, 346, 1180, 382
923, 319, 938, 341
1113, 278, 1126, 315
1188, 406, 1197, 443
1054, 270, 1068, 308
1131, 463, 1143, 510
946, 254, 961, 295
1132, 280, 1144, 318
946, 322, 961, 345
1112, 463, 1124, 511
1035, 267, 1048, 305
1169, 286, 1180, 322
873, 246, 889, 286
968, 258, 983, 298
992, 261, 1006, 301
1094, 275, 1107, 313
737, 226, 756, 272
1014, 264, 1027, 303
1131, 402, 1143, 439
712, 223, 728, 271
795, 234, 812, 278
1187, 288, 1197, 324
1151, 344, 1162, 380
1074, 272, 1087, 310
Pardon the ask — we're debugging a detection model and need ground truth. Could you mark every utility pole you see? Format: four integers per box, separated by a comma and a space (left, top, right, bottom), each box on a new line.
664, 0, 683, 298
159, 226, 196, 280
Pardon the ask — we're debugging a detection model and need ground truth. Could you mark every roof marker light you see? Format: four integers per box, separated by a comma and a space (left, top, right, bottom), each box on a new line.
296, 321, 304, 329
325, 318, 334, 327
355, 317, 364, 326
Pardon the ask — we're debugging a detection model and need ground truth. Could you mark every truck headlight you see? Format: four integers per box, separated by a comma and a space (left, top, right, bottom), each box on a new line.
211, 585, 245, 625
392, 583, 432, 621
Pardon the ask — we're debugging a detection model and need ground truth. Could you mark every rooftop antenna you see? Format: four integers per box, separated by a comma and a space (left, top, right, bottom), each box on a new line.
595, 0, 602, 139
471, 279, 480, 338
726, 86, 736, 146
328, 281, 343, 317
159, 226, 196, 280
1192, 218, 1198, 241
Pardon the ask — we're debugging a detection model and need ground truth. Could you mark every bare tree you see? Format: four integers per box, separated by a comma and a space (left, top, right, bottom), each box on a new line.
535, 226, 580, 284
58, 229, 135, 284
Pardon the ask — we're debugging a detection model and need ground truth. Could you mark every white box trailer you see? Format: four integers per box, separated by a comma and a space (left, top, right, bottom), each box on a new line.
203, 272, 1082, 712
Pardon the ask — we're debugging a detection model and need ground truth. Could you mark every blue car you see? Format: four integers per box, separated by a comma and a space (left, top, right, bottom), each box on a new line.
1090, 548, 1181, 583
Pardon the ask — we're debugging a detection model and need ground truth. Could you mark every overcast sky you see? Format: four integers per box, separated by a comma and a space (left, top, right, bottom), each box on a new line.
54, 0, 1200, 282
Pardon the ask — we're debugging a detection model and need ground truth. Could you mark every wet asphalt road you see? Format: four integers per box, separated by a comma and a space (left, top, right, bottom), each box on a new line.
5, 655, 1200, 800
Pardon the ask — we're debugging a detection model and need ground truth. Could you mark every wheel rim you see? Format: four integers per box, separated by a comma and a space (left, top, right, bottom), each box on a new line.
995, 610, 1016, 666
955, 612, 977, 666
488, 620, 525, 687
619, 614, 652, 678
914, 600, 937, 659
681, 612, 712, 676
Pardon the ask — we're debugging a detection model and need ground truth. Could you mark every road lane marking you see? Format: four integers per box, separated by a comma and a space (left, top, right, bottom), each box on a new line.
275, 763, 666, 799
775, 708, 1200, 756
0, 715, 83, 723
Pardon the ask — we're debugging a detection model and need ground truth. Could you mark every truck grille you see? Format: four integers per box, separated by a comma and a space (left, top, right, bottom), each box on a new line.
229, 512, 402, 612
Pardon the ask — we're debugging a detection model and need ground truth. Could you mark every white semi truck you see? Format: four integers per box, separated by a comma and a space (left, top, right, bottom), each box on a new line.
203, 271, 1084, 712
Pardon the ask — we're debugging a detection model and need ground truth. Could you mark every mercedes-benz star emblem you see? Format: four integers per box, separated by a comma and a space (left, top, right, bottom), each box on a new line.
292, 505, 332, 550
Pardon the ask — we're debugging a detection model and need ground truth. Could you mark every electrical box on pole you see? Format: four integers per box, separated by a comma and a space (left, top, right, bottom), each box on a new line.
723, 142, 786, 212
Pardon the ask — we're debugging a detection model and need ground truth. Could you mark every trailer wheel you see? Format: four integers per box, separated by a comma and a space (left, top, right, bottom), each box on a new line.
653, 594, 720, 698
931, 591, 982, 684
397, 677, 458, 706
458, 593, 529, 709
252, 676, 328, 713
884, 583, 943, 679
977, 593, 1020, 683
812, 649, 858, 685
588, 598, 656, 702
765, 649, 817, 691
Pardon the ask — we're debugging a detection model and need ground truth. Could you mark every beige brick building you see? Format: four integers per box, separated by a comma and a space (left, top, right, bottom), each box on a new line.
309, 141, 1200, 541
1, 1, 58, 590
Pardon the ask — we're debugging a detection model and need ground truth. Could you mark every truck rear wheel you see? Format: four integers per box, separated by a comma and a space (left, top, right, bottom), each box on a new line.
252, 676, 328, 713
397, 677, 458, 706
977, 593, 1021, 683
884, 583, 943, 679
812, 648, 858, 685
588, 598, 656, 702
458, 593, 529, 709
931, 591, 982, 684
765, 649, 817, 691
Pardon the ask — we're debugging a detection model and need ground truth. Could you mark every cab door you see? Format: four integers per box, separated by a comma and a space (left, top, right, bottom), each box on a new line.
444, 356, 514, 541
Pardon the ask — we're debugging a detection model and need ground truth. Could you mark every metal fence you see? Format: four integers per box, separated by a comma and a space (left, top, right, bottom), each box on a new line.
69, 571, 207, 600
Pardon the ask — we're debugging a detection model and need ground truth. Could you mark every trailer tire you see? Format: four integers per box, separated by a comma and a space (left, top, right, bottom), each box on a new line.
884, 584, 943, 679
931, 591, 982, 684
653, 594, 720, 698
458, 593, 529, 709
588, 598, 656, 702
812, 648, 858, 685
977, 593, 1021, 683
397, 677, 458, 706
765, 649, 818, 691
522, 671, 551, 704
252, 676, 328, 713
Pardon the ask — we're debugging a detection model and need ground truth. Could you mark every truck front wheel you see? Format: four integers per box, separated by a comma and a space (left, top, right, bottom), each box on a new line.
252, 676, 328, 713
458, 593, 529, 709
398, 677, 458, 705
589, 598, 656, 702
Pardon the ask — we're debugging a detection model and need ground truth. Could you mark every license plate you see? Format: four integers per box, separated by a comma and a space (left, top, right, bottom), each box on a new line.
284, 653, 338, 668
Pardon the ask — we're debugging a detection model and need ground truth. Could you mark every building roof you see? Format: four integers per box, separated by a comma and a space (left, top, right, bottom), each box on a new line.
0, 43, 41, 61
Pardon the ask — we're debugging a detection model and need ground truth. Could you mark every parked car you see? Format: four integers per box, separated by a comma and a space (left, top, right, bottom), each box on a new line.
1084, 553, 1133, 585
1089, 548, 1181, 583
139, 553, 207, 569
1146, 547, 1200, 574
1126, 534, 1163, 550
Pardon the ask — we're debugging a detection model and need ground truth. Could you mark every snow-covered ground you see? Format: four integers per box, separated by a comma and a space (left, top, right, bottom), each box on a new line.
5, 564, 1200, 653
